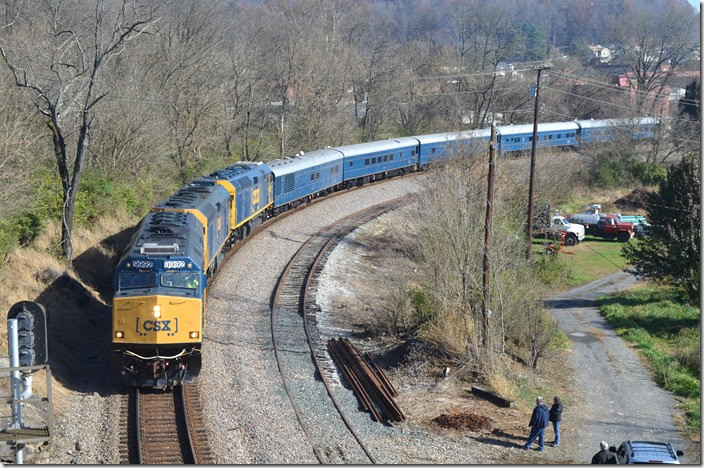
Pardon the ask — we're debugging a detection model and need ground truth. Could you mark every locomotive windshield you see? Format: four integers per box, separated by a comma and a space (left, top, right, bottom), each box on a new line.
160, 271, 200, 290
118, 271, 157, 290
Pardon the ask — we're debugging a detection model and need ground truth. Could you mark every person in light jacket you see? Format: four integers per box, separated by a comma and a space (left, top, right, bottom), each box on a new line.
549, 396, 563, 447
522, 396, 550, 451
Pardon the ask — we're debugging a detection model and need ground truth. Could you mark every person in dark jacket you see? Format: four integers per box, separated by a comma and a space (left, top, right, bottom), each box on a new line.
522, 396, 550, 451
591, 441, 617, 464
549, 396, 563, 446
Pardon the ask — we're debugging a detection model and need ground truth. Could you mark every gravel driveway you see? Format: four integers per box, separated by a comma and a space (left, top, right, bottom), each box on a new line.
545, 271, 700, 464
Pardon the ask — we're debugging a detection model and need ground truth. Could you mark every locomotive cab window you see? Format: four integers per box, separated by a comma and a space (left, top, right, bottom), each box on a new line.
161, 271, 200, 289
118, 271, 156, 290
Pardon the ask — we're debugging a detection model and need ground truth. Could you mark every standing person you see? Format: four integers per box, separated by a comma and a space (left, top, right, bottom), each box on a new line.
522, 396, 550, 451
549, 396, 563, 446
591, 441, 617, 464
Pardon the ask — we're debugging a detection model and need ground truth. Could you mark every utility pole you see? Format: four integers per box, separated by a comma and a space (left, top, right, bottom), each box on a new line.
481, 123, 496, 354
526, 64, 551, 260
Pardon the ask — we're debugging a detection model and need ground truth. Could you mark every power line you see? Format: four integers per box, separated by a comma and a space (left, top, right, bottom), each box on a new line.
580, 241, 628, 270
415, 86, 518, 97
547, 69, 701, 105
413, 61, 551, 81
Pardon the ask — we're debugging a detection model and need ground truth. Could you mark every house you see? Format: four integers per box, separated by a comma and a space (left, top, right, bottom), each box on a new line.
588, 45, 612, 64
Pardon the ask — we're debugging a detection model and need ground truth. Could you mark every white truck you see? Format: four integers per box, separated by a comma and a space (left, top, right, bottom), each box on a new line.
550, 215, 585, 246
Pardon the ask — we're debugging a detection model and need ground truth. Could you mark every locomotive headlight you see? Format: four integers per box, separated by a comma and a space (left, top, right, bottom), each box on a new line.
115, 331, 124, 338
153, 305, 161, 318
189, 331, 199, 339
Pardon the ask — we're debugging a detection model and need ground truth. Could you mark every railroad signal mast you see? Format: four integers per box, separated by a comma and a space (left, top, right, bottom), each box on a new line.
4, 301, 52, 464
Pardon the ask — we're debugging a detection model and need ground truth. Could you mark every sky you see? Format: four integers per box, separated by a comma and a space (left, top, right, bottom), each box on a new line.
687, 0, 700, 12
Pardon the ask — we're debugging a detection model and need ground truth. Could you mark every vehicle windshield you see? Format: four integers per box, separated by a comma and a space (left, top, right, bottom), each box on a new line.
160, 271, 200, 290
118, 271, 157, 290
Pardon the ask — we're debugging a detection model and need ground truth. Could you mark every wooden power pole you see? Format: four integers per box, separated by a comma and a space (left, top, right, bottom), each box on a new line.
481, 123, 496, 353
526, 64, 550, 260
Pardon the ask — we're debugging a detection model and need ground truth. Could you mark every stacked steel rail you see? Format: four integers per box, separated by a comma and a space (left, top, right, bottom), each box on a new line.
270, 199, 405, 463
327, 338, 405, 423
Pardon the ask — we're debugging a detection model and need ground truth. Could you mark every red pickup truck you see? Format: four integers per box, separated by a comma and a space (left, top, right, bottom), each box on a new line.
597, 215, 634, 242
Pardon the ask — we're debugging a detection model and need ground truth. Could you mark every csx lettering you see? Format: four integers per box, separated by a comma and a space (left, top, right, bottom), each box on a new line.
143, 320, 172, 332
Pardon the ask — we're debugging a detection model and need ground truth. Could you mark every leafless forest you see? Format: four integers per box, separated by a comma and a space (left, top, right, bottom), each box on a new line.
0, 0, 698, 263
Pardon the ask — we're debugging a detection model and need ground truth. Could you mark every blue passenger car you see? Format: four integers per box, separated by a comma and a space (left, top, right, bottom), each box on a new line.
574, 119, 620, 144
496, 121, 579, 154
269, 149, 344, 211
334, 138, 419, 183
414, 129, 492, 166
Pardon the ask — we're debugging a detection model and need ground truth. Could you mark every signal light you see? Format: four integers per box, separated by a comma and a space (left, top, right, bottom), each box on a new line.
189, 331, 199, 339
115, 331, 124, 339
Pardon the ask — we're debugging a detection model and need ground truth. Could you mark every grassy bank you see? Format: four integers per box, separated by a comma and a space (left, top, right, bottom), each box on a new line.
600, 286, 700, 432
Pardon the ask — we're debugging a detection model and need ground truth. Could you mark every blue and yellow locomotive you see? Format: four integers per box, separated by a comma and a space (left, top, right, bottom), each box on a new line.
113, 162, 272, 387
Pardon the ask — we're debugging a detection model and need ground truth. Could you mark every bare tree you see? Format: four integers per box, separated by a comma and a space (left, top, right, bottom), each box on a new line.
0, 0, 159, 265
612, 1, 697, 115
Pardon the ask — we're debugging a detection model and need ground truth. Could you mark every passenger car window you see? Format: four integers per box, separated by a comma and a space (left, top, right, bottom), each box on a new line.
310, 174, 315, 181
365, 159, 369, 165
383, 155, 388, 162
253, 176, 258, 184
390, 154, 394, 160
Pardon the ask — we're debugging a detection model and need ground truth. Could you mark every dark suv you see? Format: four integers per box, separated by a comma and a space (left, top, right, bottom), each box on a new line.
613, 440, 684, 464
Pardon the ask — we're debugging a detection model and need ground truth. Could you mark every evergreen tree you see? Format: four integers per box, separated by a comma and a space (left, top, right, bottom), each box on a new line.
623, 153, 701, 302
679, 80, 700, 120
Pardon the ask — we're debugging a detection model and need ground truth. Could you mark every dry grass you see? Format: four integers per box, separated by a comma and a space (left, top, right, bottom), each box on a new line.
486, 368, 518, 400
420, 309, 473, 357
0, 209, 137, 415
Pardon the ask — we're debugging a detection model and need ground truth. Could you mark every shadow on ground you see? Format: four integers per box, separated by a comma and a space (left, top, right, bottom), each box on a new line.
33, 226, 135, 395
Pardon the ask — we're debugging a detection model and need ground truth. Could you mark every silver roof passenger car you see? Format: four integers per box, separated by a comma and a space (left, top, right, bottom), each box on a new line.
267, 148, 343, 177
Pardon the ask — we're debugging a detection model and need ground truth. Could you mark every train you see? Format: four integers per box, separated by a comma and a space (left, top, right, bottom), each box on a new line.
112, 117, 658, 387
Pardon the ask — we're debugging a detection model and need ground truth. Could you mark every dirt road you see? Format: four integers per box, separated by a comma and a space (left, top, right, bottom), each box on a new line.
546, 271, 700, 464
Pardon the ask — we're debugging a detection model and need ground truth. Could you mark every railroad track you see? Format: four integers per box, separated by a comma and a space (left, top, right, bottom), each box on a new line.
118, 384, 214, 464
270, 199, 405, 464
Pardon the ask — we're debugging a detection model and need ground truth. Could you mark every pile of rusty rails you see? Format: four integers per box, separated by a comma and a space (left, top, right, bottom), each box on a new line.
327, 337, 405, 423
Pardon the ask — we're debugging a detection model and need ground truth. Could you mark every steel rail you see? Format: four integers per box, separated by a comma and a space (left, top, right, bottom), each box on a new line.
132, 385, 212, 464
269, 199, 404, 464
301, 231, 379, 463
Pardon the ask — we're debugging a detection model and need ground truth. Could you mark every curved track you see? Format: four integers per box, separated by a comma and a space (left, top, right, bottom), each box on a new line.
269, 199, 405, 464
118, 384, 214, 464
